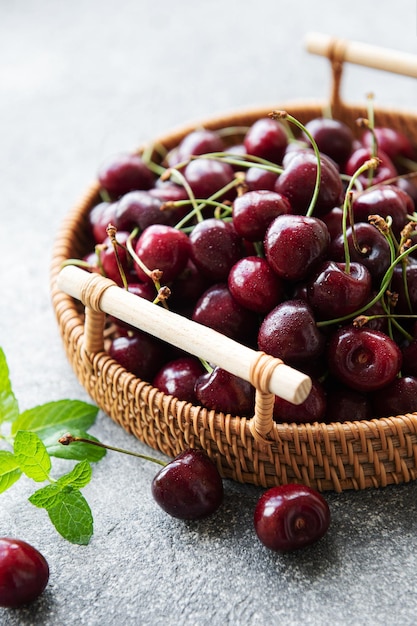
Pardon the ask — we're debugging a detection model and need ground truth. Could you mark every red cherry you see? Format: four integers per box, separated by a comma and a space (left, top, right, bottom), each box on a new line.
254, 484, 330, 552
327, 326, 402, 392
0, 538, 49, 608
151, 449, 224, 520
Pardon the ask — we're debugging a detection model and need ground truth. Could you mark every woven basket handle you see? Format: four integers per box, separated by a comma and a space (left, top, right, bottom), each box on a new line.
57, 265, 311, 441
305, 33, 417, 118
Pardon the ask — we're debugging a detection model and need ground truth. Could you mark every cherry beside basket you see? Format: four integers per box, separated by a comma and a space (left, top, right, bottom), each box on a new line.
51, 33, 417, 492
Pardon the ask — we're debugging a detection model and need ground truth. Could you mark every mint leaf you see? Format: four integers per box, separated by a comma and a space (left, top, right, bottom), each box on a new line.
29, 462, 91, 508
0, 347, 19, 424
0, 450, 22, 493
29, 482, 67, 509
44, 430, 106, 462
57, 460, 92, 489
14, 431, 51, 482
47, 488, 94, 545
11, 399, 99, 439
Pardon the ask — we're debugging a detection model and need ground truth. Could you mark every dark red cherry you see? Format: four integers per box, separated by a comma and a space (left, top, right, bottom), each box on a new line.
134, 224, 190, 284
328, 222, 391, 285
391, 260, 417, 314
273, 378, 326, 424
303, 117, 354, 166
351, 184, 410, 238
371, 376, 417, 418
254, 484, 330, 552
192, 284, 258, 343
402, 338, 417, 377
183, 158, 235, 198
151, 449, 224, 520
228, 256, 284, 313
153, 357, 206, 404
275, 149, 343, 216
361, 127, 415, 161
194, 367, 255, 416
307, 261, 372, 320
189, 218, 243, 282
245, 166, 279, 191
244, 117, 288, 164
258, 299, 325, 366
175, 128, 225, 163
89, 201, 118, 244
0, 538, 49, 608
324, 384, 372, 423
264, 214, 330, 282
327, 326, 402, 392
232, 190, 291, 242
99, 230, 133, 286
344, 147, 397, 188
108, 331, 165, 381
115, 190, 183, 231
98, 152, 155, 198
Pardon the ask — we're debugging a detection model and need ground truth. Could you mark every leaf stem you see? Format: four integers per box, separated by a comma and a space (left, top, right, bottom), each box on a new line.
59, 434, 167, 467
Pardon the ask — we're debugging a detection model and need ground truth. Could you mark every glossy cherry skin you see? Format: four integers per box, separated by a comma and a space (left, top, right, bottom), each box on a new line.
351, 184, 411, 238
151, 449, 224, 520
264, 214, 330, 282
98, 152, 155, 198
88, 201, 118, 244
245, 166, 279, 191
275, 149, 343, 216
273, 378, 326, 424
303, 117, 354, 166
175, 128, 225, 163
108, 331, 165, 381
0, 538, 49, 608
194, 366, 255, 416
189, 219, 243, 282
324, 384, 372, 423
327, 327, 402, 392
228, 256, 284, 313
328, 222, 391, 286
307, 261, 372, 321
134, 224, 190, 284
183, 158, 235, 199
254, 484, 330, 552
361, 127, 415, 161
344, 147, 397, 188
244, 117, 288, 164
192, 284, 258, 343
115, 190, 183, 231
153, 357, 205, 404
232, 190, 291, 242
371, 376, 417, 418
258, 299, 325, 366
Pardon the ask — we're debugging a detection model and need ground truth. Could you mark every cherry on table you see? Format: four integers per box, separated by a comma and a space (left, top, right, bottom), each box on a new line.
254, 484, 330, 552
0, 538, 49, 608
151, 449, 224, 520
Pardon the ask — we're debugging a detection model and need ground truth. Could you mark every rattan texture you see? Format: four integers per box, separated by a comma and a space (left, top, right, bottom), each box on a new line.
50, 54, 417, 492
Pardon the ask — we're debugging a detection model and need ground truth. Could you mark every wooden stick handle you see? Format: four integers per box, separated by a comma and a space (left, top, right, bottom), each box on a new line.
57, 265, 311, 406
305, 32, 417, 78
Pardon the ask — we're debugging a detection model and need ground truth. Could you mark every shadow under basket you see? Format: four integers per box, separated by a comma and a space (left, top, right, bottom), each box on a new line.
51, 35, 417, 492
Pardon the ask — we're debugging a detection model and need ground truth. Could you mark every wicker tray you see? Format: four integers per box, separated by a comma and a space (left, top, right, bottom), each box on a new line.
51, 34, 417, 492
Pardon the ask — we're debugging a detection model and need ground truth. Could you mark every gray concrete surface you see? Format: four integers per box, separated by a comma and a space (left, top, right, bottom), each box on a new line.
1, 1, 417, 624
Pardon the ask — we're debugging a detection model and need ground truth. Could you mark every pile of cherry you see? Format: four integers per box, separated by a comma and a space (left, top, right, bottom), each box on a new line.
84, 111, 417, 424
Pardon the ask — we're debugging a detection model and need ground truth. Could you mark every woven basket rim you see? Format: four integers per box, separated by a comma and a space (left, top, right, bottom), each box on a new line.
50, 99, 417, 492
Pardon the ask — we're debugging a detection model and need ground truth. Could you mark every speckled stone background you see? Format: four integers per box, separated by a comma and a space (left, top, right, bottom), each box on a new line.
1, 1, 417, 624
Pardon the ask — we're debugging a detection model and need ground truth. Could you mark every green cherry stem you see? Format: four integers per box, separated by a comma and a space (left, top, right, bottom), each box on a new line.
269, 110, 321, 218
58, 434, 167, 467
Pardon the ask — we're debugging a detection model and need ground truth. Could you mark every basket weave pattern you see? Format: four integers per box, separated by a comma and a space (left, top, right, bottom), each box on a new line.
51, 70, 417, 492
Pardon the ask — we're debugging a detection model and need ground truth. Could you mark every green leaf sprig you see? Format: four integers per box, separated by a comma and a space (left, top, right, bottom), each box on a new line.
0, 347, 105, 545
